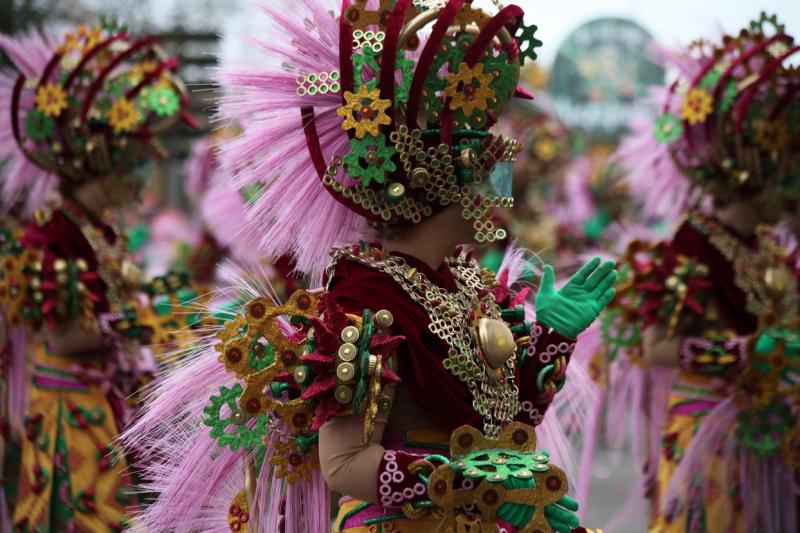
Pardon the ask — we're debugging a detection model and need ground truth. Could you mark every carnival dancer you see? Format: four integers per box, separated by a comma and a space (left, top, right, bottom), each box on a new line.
0, 21, 194, 530
126, 1, 618, 532
605, 13, 800, 532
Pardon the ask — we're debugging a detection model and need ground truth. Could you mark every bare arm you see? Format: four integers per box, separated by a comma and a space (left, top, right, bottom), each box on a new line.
44, 319, 105, 355
318, 384, 395, 503
642, 325, 680, 367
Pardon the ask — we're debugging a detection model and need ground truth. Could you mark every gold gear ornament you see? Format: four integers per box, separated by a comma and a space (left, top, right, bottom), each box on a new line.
681, 87, 714, 125
337, 86, 393, 139
444, 63, 495, 117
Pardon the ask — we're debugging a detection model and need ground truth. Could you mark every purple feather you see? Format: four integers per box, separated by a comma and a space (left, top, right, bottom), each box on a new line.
216, 0, 370, 281
184, 136, 216, 202
0, 30, 59, 215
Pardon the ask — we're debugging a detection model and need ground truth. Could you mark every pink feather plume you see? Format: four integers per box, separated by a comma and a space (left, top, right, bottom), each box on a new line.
0, 29, 59, 215
216, 0, 375, 282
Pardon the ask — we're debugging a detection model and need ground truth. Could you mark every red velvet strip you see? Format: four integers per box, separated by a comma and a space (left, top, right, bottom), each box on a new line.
685, 34, 787, 149
10, 75, 26, 148
81, 37, 161, 122
126, 57, 179, 100
301, 106, 328, 178
514, 85, 534, 100
379, 0, 413, 120
440, 4, 522, 142
770, 82, 800, 122
439, 107, 454, 144
182, 108, 200, 129
406, 0, 465, 129
661, 79, 681, 114
339, 0, 355, 98
301, 106, 384, 222
464, 5, 523, 67
38, 44, 76, 161
63, 35, 127, 90
708, 34, 787, 140
39, 53, 63, 88
734, 45, 800, 133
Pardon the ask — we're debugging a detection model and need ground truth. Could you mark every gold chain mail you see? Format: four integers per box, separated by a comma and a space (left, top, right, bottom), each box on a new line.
327, 244, 520, 437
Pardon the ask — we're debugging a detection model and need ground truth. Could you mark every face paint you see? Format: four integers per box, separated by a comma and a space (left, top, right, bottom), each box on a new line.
489, 161, 514, 199
461, 160, 515, 245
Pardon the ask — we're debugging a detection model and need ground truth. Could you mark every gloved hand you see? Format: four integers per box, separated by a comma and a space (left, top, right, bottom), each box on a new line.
535, 257, 618, 339
545, 494, 581, 533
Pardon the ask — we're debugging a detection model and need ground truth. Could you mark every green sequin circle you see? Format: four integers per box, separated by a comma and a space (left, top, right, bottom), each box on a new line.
204, 383, 271, 452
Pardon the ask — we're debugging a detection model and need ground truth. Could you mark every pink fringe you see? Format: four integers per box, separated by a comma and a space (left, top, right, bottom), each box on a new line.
614, 113, 697, 223
201, 184, 262, 267
613, 42, 714, 224
576, 388, 604, 517
662, 398, 799, 531
0, 30, 59, 215
498, 243, 602, 495
8, 324, 30, 432
216, 0, 376, 280
184, 136, 216, 202
124, 335, 246, 531
558, 157, 596, 225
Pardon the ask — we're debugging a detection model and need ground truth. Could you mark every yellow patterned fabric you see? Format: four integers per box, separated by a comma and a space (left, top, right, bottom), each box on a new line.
650, 373, 743, 533
13, 345, 137, 531
335, 498, 442, 533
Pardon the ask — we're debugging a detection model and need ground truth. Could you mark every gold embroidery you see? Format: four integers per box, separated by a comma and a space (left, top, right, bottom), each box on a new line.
326, 244, 519, 438
692, 213, 797, 320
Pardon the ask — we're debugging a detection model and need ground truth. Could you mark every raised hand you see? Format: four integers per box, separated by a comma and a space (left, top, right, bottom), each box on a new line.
535, 257, 618, 339
545, 495, 581, 533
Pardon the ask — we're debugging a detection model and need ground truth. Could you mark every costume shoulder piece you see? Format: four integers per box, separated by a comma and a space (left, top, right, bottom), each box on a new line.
137, 271, 218, 361
327, 243, 537, 435
601, 230, 713, 362
0, 223, 42, 329
206, 282, 403, 469
0, 207, 113, 332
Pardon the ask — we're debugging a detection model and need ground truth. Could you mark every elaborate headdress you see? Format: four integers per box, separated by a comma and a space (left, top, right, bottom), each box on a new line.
0, 20, 195, 213
617, 13, 800, 221
219, 0, 542, 278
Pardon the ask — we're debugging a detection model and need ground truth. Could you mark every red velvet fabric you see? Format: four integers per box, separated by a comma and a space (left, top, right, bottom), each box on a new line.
670, 217, 756, 334
328, 249, 572, 434
329, 253, 477, 433
20, 201, 116, 327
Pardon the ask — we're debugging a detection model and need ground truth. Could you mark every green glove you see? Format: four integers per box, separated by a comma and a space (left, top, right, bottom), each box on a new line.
545, 495, 581, 533
535, 257, 618, 339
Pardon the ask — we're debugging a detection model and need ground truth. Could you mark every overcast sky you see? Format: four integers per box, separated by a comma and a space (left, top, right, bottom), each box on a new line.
211, 0, 800, 67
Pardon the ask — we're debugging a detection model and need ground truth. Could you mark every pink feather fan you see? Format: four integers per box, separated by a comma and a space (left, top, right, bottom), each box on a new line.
614, 45, 709, 224
0, 30, 59, 215
217, 0, 375, 282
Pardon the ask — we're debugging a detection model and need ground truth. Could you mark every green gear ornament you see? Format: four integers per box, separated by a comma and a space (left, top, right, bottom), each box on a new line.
735, 401, 796, 457
450, 448, 553, 484
718, 80, 737, 113
654, 113, 684, 143
395, 51, 416, 105
699, 70, 721, 91
204, 383, 271, 452
749, 324, 800, 388
486, 52, 519, 104
421, 35, 472, 122
248, 339, 275, 372
148, 86, 181, 117
353, 48, 381, 91
24, 109, 55, 141
108, 74, 134, 98
516, 24, 544, 63
343, 134, 397, 187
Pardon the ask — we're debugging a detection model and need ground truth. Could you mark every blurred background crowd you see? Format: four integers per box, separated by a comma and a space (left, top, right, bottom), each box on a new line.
1, 1, 798, 531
